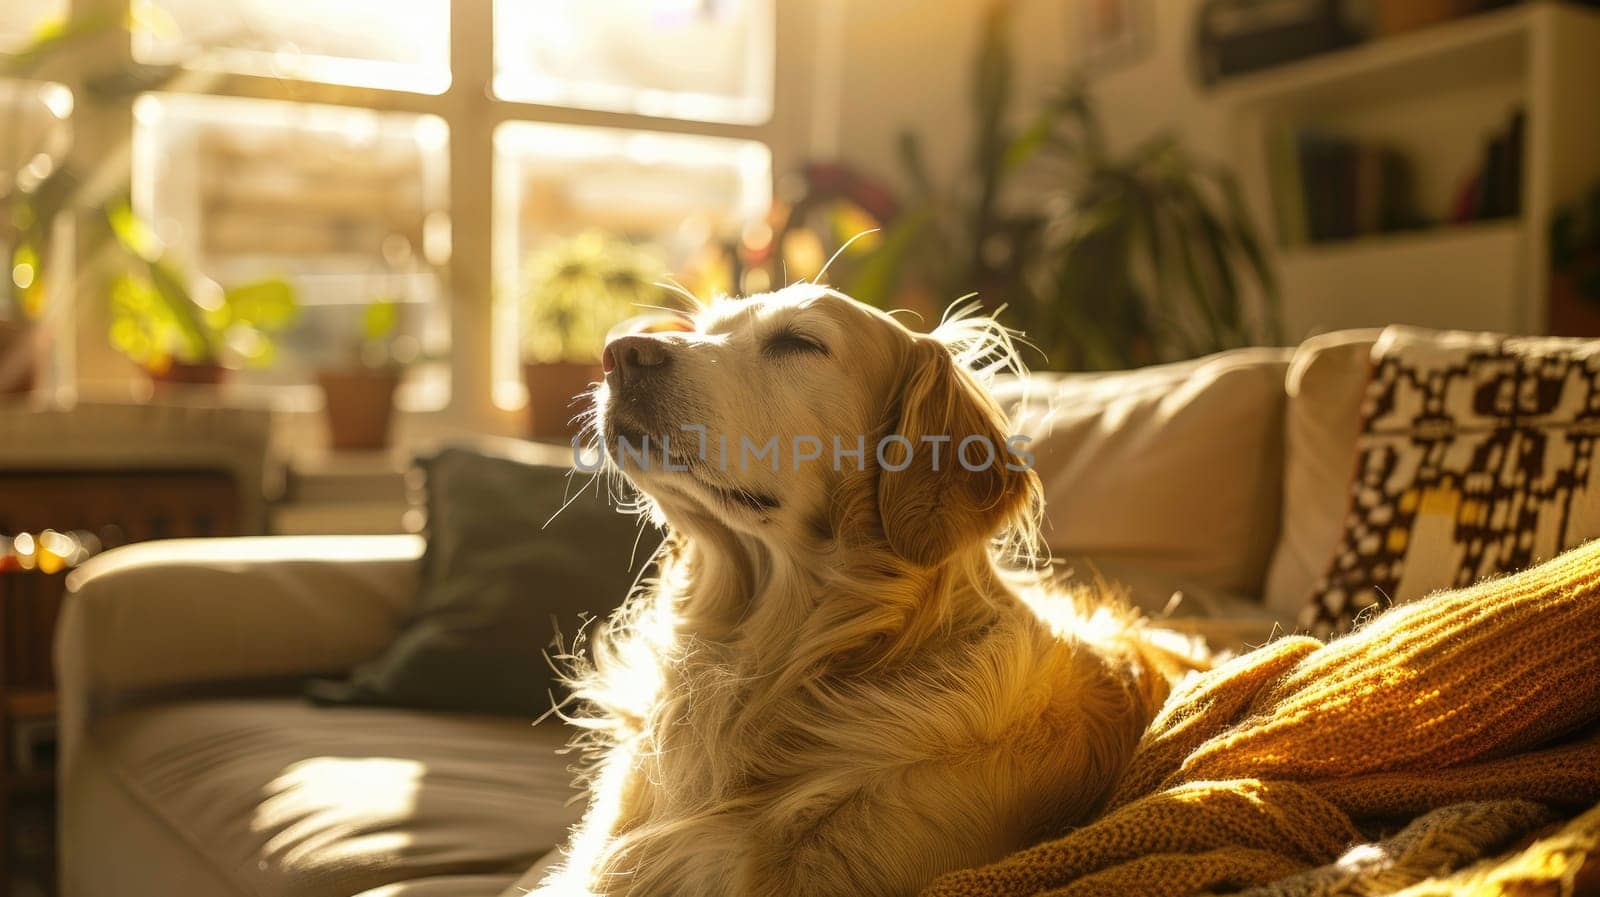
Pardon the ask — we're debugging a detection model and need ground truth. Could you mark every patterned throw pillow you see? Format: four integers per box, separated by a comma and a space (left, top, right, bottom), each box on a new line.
1304, 326, 1600, 636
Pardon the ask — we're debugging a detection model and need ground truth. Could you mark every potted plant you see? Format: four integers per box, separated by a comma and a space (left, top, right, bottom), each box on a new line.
104, 203, 297, 386
1, 80, 72, 397
317, 298, 404, 451
8, 18, 305, 392
847, 0, 1278, 370
2, 16, 189, 394
520, 231, 673, 440
1549, 184, 1600, 337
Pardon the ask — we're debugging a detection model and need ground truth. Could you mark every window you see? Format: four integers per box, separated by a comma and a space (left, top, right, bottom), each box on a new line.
494, 0, 775, 124
493, 122, 770, 408
131, 0, 451, 94
133, 93, 451, 408
3, 0, 793, 434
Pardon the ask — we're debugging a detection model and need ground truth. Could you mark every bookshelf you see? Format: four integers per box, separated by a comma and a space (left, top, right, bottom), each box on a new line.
1218, 1, 1600, 338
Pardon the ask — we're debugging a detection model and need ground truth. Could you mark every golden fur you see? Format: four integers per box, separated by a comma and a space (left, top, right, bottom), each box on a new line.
534, 285, 1198, 897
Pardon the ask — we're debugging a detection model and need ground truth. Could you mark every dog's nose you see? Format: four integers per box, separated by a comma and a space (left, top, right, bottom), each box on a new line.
603, 334, 671, 388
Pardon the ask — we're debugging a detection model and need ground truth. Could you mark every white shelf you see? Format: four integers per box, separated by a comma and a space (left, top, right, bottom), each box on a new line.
1213, 3, 1543, 110
1280, 218, 1523, 262
1278, 219, 1525, 336
1219, 2, 1600, 337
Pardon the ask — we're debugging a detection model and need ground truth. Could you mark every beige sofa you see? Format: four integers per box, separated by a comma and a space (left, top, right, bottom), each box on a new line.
56, 329, 1381, 897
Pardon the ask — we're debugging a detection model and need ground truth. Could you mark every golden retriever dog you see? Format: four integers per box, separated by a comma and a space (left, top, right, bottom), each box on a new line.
536, 284, 1198, 897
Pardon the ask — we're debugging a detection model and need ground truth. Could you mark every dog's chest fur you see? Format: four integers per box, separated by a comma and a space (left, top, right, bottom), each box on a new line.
582, 593, 1131, 897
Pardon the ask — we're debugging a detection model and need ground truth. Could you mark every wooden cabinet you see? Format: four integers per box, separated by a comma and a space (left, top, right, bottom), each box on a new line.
0, 572, 64, 897
0, 467, 250, 896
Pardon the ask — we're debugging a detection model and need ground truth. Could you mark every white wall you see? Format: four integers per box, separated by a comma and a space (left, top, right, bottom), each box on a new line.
830, 0, 1222, 193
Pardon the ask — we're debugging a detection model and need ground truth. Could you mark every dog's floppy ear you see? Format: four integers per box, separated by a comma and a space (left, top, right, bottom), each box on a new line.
877, 338, 1034, 567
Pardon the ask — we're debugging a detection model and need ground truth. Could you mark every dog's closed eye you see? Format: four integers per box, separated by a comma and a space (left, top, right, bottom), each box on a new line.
763, 329, 829, 358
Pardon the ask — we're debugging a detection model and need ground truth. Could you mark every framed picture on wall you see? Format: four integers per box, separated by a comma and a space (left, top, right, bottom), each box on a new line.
1070, 0, 1151, 72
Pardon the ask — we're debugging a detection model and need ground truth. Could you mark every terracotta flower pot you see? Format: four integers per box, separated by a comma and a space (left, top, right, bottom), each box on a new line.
151, 360, 229, 387
522, 361, 602, 442
0, 321, 37, 397
318, 367, 401, 451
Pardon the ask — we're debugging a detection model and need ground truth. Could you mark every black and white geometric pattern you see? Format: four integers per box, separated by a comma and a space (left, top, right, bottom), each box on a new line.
1305, 328, 1600, 637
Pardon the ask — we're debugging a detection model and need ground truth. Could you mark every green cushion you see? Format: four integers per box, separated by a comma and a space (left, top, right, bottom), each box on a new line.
308, 444, 659, 716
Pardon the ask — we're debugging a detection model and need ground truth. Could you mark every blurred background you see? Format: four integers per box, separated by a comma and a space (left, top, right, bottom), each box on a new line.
1, 0, 1599, 518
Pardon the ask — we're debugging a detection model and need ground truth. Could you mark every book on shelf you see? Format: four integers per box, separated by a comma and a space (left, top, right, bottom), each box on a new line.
1451, 108, 1525, 225
1266, 107, 1526, 250
1265, 125, 1417, 248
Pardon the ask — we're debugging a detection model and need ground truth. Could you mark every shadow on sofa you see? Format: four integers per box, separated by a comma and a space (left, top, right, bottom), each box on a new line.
57, 536, 581, 897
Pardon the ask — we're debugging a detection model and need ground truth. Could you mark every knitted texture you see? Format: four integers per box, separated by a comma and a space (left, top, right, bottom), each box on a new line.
1228, 800, 1554, 897
921, 538, 1600, 897
1382, 801, 1600, 897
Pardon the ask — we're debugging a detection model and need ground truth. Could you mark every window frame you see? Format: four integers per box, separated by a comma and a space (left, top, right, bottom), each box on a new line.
39, 0, 819, 441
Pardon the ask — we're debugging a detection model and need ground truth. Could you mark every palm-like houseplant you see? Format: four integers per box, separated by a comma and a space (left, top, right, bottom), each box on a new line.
0, 22, 86, 394
850, 0, 1279, 371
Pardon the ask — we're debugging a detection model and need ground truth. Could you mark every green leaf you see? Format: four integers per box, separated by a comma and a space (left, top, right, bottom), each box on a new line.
897, 132, 935, 202
1553, 210, 1580, 267
974, 2, 1013, 149
970, 0, 1015, 275
1183, 186, 1243, 334
105, 201, 164, 261
846, 205, 935, 308
223, 278, 298, 330
0, 14, 115, 78
1126, 193, 1200, 358
1044, 80, 1105, 164
145, 259, 211, 362
1003, 104, 1062, 176
8, 243, 42, 318
108, 272, 161, 366
1214, 169, 1282, 341
520, 231, 669, 362
362, 298, 399, 342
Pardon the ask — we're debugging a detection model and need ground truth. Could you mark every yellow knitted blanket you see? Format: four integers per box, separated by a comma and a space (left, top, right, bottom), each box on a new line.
923, 539, 1600, 897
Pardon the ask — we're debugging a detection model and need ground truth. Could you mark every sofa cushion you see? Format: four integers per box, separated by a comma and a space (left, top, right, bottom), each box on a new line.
92, 698, 582, 897
1262, 330, 1381, 620
311, 441, 660, 716
998, 347, 1292, 615
1301, 326, 1600, 635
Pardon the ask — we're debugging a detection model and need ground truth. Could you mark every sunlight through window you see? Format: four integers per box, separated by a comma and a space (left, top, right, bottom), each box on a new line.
0, 0, 67, 51
492, 121, 770, 410
132, 0, 451, 94
134, 93, 452, 408
494, 0, 775, 124
254, 757, 424, 854
2, 0, 791, 425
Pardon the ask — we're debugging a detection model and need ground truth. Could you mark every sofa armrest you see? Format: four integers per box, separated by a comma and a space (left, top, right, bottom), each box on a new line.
56, 535, 422, 749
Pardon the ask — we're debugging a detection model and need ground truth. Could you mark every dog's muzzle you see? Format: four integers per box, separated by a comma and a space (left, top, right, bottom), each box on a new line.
601, 333, 677, 439
603, 334, 671, 391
